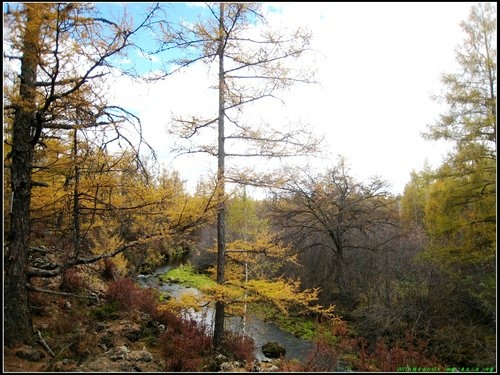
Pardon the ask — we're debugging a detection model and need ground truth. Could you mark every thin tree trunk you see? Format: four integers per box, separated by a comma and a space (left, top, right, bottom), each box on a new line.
213, 2, 226, 351
72, 129, 81, 258
4, 4, 42, 347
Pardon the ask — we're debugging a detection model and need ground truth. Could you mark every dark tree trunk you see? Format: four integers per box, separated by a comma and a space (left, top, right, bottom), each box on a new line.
4, 4, 42, 347
213, 2, 226, 351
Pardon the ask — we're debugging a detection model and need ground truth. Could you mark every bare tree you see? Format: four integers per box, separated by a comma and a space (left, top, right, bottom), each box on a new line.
151, 2, 322, 349
269, 158, 400, 302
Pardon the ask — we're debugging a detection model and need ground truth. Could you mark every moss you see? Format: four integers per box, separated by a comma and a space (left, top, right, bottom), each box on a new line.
276, 315, 316, 340
160, 263, 216, 290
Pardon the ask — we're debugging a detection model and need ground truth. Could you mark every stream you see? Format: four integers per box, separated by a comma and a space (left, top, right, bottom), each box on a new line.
136, 264, 315, 362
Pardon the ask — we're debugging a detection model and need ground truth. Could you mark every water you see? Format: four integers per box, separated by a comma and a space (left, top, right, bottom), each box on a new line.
137, 265, 315, 362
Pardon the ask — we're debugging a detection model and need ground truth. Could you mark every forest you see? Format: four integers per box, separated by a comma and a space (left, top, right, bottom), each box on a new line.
3, 2, 496, 372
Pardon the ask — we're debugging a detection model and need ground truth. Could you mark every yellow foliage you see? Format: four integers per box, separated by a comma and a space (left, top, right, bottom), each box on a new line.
112, 253, 129, 278
158, 291, 207, 314
202, 283, 245, 305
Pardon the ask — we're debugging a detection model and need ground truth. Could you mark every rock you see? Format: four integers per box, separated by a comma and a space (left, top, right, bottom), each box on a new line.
15, 346, 45, 362
219, 360, 247, 372
220, 361, 234, 371
261, 364, 279, 372
77, 356, 118, 372
215, 353, 228, 363
87, 293, 100, 305
108, 345, 129, 361
128, 350, 153, 362
262, 341, 286, 359
140, 313, 151, 324
156, 324, 165, 332
106, 319, 143, 342
95, 322, 106, 332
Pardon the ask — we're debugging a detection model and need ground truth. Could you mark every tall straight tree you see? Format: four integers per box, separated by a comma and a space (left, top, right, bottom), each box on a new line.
154, 3, 321, 348
3, 3, 158, 347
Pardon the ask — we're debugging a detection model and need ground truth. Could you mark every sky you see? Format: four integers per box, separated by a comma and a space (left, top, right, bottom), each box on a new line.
97, 2, 480, 196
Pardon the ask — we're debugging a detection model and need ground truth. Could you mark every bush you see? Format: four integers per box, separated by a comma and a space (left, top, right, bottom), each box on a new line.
355, 333, 443, 371
101, 258, 117, 281
60, 267, 85, 292
222, 331, 255, 364
159, 315, 212, 371
106, 277, 159, 315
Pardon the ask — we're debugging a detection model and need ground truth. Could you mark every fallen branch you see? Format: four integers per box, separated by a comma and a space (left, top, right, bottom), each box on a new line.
56, 341, 76, 358
30, 246, 49, 255
36, 330, 55, 358
27, 284, 98, 302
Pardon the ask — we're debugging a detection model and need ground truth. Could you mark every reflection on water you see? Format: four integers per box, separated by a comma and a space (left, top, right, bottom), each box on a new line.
137, 266, 315, 362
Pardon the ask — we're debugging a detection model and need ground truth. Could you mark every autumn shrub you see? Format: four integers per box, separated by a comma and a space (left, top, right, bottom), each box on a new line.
221, 331, 255, 364
101, 258, 117, 281
305, 340, 340, 371
137, 287, 162, 316
49, 305, 86, 336
355, 333, 443, 371
158, 315, 213, 371
278, 339, 342, 372
50, 312, 77, 334
71, 328, 96, 360
151, 307, 178, 327
279, 358, 305, 372
106, 277, 159, 315
60, 267, 85, 292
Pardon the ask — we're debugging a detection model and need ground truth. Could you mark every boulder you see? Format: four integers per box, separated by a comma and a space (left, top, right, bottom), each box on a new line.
262, 341, 286, 359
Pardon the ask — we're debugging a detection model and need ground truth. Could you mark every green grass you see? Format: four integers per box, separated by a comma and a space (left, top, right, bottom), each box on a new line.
91, 301, 120, 320
249, 303, 320, 341
276, 315, 316, 340
160, 263, 216, 290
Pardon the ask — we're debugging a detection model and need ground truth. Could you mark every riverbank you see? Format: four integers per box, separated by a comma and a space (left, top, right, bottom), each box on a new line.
4, 262, 294, 373
3, 298, 286, 373
141, 263, 323, 364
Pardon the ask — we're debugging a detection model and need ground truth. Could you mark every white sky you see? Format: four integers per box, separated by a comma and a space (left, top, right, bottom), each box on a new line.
108, 2, 479, 196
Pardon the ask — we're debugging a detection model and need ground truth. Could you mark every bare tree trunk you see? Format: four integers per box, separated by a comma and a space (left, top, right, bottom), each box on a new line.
4, 4, 42, 347
213, 2, 226, 351
72, 129, 81, 258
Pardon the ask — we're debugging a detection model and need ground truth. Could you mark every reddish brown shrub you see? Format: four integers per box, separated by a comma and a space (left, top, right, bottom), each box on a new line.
304, 340, 340, 371
106, 277, 159, 315
221, 331, 255, 364
159, 317, 213, 371
60, 267, 85, 292
356, 333, 443, 371
151, 308, 179, 327
279, 340, 341, 372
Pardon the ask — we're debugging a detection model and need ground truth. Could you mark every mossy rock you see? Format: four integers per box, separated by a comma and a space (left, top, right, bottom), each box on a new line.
262, 341, 286, 358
